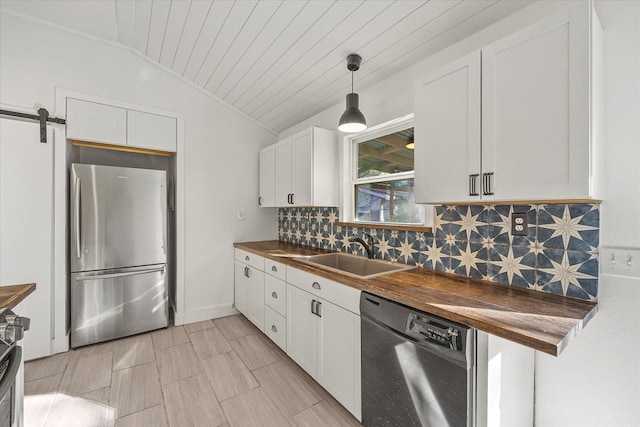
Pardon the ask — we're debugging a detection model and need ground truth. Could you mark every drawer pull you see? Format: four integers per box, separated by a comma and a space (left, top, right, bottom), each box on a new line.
271, 266, 278, 272
271, 325, 278, 333
312, 282, 321, 290
271, 291, 278, 299
245, 255, 250, 261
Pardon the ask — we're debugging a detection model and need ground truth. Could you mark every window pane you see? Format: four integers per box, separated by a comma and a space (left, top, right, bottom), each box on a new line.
354, 178, 423, 224
357, 127, 414, 178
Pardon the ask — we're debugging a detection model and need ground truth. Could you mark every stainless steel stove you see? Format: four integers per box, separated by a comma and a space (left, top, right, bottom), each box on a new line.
0, 308, 30, 427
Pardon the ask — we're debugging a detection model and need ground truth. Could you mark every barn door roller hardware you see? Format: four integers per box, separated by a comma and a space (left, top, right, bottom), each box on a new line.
0, 107, 66, 143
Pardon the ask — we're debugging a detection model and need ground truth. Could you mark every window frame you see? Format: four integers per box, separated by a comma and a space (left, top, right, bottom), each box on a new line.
341, 114, 425, 225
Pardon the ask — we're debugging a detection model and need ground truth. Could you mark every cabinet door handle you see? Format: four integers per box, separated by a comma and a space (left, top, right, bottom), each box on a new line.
483, 172, 495, 196
271, 266, 277, 272
287, 193, 292, 204
291, 193, 295, 204
316, 301, 322, 317
271, 291, 278, 299
469, 174, 479, 196
271, 325, 277, 333
312, 282, 321, 290
311, 299, 317, 315
258, 196, 262, 206
245, 255, 250, 261
244, 266, 249, 278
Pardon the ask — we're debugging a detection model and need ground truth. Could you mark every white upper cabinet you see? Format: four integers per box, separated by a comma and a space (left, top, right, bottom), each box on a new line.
127, 110, 177, 152
415, 4, 600, 204
270, 127, 339, 207
66, 98, 127, 146
414, 51, 481, 204
290, 128, 313, 206
66, 98, 177, 153
259, 145, 276, 207
275, 137, 293, 206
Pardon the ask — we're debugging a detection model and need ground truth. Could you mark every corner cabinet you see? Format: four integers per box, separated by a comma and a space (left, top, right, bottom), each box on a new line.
261, 126, 339, 207
66, 98, 177, 153
415, 4, 601, 204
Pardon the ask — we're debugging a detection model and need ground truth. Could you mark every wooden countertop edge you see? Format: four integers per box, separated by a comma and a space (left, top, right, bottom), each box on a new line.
0, 283, 36, 309
234, 241, 597, 357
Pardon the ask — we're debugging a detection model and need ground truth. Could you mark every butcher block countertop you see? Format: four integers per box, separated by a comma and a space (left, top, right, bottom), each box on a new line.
235, 241, 598, 357
0, 283, 36, 310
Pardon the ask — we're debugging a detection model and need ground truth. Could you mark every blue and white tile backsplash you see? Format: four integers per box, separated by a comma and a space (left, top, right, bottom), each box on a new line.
278, 203, 600, 301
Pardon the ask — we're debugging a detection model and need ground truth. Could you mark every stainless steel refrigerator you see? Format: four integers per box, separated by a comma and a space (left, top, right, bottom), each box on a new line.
70, 163, 168, 348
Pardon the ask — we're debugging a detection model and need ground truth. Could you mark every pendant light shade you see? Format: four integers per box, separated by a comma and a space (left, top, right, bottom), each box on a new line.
338, 54, 367, 133
338, 93, 366, 132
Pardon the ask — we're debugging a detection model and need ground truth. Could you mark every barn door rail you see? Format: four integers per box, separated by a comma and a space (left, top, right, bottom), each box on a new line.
0, 108, 65, 143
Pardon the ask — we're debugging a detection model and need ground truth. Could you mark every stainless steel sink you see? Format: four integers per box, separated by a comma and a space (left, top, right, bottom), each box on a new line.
297, 252, 414, 279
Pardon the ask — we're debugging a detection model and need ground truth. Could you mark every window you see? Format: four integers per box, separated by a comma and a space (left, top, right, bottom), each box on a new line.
349, 116, 425, 225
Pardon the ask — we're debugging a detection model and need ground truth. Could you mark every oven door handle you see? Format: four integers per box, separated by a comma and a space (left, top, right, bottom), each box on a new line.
0, 346, 21, 401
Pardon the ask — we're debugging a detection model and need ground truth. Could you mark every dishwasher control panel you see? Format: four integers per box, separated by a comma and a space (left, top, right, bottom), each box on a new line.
406, 313, 462, 351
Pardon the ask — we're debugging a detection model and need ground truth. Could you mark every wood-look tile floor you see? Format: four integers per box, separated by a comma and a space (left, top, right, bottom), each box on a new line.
24, 315, 362, 427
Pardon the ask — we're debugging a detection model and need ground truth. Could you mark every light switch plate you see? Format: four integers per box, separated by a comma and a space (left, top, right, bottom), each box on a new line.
600, 246, 640, 278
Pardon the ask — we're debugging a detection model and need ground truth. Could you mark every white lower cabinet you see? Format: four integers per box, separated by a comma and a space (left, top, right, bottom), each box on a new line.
286, 285, 318, 376
246, 268, 265, 331
476, 332, 535, 427
317, 298, 360, 414
264, 306, 287, 351
234, 250, 265, 331
233, 261, 248, 315
286, 268, 361, 420
263, 259, 287, 351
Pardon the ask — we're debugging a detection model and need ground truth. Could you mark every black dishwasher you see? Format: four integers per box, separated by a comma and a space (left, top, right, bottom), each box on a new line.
360, 292, 475, 427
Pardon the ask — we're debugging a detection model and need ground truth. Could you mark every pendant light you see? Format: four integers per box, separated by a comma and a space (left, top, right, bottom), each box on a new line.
338, 54, 367, 133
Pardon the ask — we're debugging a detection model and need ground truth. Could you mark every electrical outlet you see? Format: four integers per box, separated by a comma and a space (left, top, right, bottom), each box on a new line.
511, 213, 528, 236
237, 209, 245, 221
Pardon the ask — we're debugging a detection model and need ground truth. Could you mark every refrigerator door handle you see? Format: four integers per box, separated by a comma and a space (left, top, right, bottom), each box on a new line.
75, 266, 165, 282
74, 176, 81, 259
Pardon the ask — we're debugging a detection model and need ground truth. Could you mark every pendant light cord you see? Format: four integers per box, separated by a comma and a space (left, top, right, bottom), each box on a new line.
351, 71, 354, 93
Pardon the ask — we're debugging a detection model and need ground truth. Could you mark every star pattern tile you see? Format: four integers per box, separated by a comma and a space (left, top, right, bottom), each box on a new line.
453, 205, 485, 242
422, 238, 448, 272
452, 241, 487, 278
537, 249, 598, 300
277, 203, 599, 301
538, 204, 599, 251
396, 231, 421, 266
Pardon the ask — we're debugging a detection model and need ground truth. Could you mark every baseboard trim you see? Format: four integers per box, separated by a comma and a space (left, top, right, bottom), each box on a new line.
176, 304, 239, 326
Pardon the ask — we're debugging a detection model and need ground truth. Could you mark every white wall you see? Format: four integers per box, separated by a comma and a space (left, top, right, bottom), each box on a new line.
280, 1, 640, 425
0, 11, 278, 338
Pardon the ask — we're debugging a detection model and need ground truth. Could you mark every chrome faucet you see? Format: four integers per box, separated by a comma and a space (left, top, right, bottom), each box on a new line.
349, 233, 375, 259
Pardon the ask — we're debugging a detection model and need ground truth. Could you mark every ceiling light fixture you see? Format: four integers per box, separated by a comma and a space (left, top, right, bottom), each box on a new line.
338, 54, 367, 133
405, 139, 415, 150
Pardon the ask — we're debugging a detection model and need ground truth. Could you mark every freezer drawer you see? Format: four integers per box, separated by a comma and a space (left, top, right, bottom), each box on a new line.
70, 264, 168, 348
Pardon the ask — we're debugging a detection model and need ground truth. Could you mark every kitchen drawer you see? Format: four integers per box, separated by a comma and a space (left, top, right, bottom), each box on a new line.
287, 267, 360, 314
264, 306, 286, 351
265, 259, 286, 281
265, 274, 286, 316
234, 248, 264, 271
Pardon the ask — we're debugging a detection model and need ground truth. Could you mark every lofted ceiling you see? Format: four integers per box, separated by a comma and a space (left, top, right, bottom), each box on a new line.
1, 0, 532, 133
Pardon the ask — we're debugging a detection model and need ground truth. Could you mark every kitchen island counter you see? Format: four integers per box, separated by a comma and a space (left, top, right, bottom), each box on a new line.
235, 240, 597, 356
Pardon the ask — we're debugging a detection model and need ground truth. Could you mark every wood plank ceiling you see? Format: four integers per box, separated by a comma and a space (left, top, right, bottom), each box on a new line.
1, 0, 532, 133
